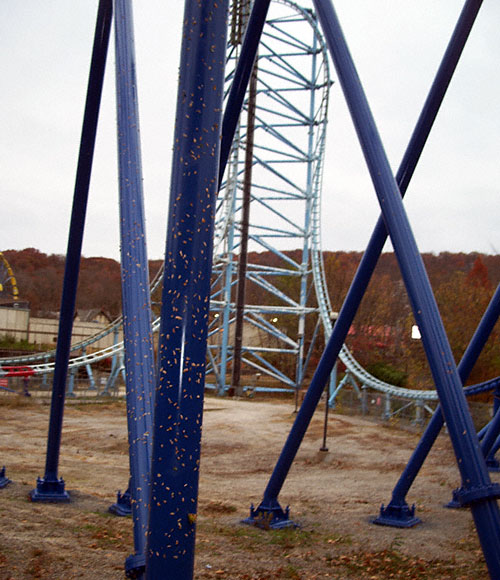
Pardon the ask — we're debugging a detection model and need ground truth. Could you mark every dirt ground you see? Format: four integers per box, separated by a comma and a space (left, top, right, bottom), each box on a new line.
0, 393, 492, 579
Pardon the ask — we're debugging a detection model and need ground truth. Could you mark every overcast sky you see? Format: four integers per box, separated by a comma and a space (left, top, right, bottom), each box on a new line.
1, 0, 499, 262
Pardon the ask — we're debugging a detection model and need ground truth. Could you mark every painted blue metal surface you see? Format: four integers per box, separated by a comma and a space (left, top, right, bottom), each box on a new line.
0, 466, 10, 489
247, 0, 484, 527
30, 0, 112, 503
313, 0, 500, 575
485, 385, 500, 471
66, 367, 77, 398
481, 390, 500, 457
83, 347, 96, 390
145, 1, 229, 577
375, 281, 500, 525
109, 485, 132, 517
114, 0, 155, 575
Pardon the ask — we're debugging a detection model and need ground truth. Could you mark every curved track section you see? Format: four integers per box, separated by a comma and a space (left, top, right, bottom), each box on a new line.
0, 262, 165, 367
0, 1, 454, 406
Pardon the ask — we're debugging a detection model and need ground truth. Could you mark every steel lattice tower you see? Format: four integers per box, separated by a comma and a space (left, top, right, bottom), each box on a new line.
207, 0, 331, 396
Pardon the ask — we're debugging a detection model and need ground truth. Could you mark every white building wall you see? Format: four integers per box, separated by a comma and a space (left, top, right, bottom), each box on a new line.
0, 307, 121, 352
0, 307, 29, 340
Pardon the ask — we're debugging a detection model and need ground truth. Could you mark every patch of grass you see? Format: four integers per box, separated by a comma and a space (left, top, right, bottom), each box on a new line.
267, 527, 315, 549
92, 509, 120, 520
25, 547, 53, 579
204, 500, 238, 514
283, 563, 301, 578
73, 520, 128, 549
325, 532, 353, 546
325, 548, 486, 579
0, 334, 47, 352
211, 522, 317, 555
0, 394, 37, 408
213, 524, 263, 541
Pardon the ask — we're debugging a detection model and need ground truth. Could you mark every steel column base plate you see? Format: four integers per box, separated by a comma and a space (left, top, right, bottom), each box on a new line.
29, 476, 70, 502
242, 501, 298, 529
0, 467, 10, 489
109, 488, 132, 517
445, 488, 465, 509
124, 553, 145, 579
373, 501, 421, 528
486, 457, 500, 473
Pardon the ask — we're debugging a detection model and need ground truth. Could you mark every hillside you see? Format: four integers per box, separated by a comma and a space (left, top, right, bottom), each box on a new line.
3, 247, 499, 387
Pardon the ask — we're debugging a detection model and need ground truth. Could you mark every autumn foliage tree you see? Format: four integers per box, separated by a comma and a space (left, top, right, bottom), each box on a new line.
3, 248, 500, 392
435, 257, 499, 386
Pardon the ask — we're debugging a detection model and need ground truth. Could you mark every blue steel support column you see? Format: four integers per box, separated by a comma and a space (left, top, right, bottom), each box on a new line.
66, 367, 76, 397
481, 362, 500, 458
487, 432, 500, 471
295, 29, 319, 393
485, 384, 500, 470
314, 1, 500, 575
114, 0, 156, 576
30, 0, 112, 502
481, 407, 500, 463
0, 467, 10, 489
104, 326, 121, 395
375, 282, 500, 526
246, 0, 483, 529
145, 2, 229, 578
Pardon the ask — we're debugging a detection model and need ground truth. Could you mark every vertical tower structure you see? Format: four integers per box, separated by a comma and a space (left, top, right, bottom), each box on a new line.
208, 0, 332, 395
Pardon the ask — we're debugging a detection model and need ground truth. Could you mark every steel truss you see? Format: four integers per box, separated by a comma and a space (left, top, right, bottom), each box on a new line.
3, 0, 500, 578
208, 0, 331, 395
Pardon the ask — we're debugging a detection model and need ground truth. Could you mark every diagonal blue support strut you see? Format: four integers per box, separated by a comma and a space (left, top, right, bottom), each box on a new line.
375, 282, 500, 527
145, 2, 229, 578
114, 0, 156, 576
314, 1, 500, 575
248, 0, 485, 528
30, 0, 112, 503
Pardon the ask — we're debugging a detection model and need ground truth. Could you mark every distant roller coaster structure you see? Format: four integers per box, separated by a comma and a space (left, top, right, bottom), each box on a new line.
3, 1, 500, 578
0, 0, 467, 415
0, 252, 19, 306
1, 0, 444, 419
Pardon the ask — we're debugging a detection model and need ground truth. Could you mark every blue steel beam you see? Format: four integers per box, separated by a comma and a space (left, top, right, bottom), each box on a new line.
248, 0, 485, 529
0, 466, 10, 488
114, 0, 155, 576
145, 2, 229, 578
375, 282, 500, 527
316, 1, 500, 575
481, 406, 500, 464
477, 341, 500, 462
30, 0, 112, 502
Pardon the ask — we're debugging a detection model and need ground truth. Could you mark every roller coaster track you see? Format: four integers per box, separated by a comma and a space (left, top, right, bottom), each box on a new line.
1, 0, 482, 407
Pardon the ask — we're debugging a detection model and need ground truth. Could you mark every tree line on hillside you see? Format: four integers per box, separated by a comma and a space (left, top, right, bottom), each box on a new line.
325, 251, 500, 390
3, 248, 162, 318
3, 247, 500, 391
